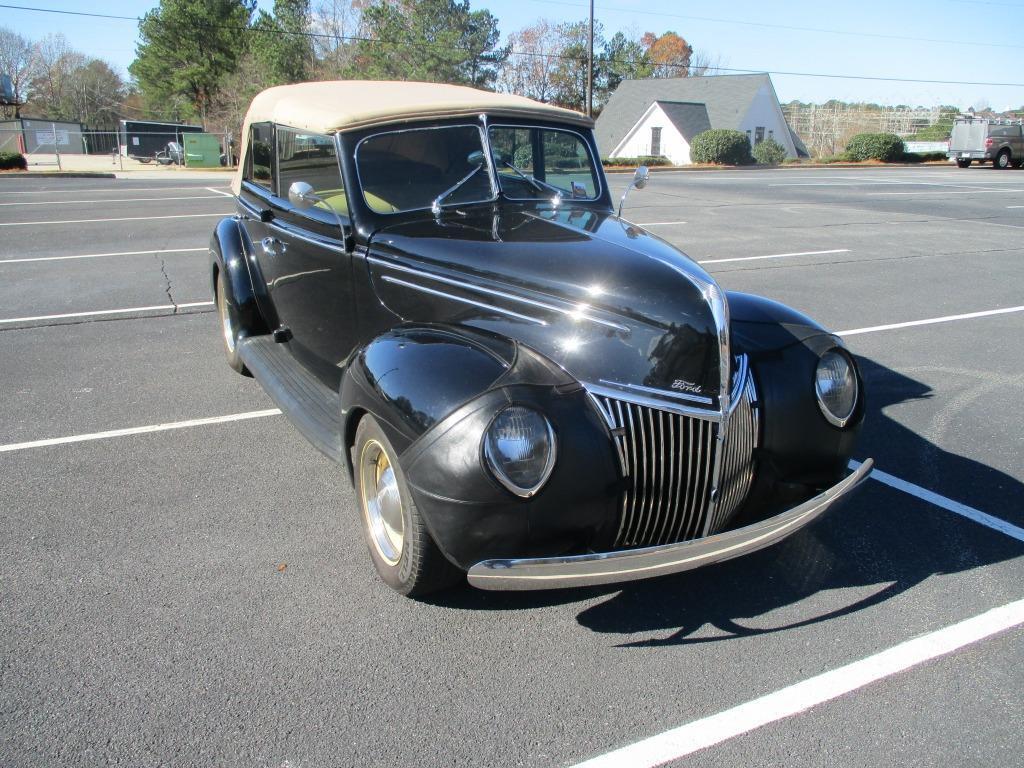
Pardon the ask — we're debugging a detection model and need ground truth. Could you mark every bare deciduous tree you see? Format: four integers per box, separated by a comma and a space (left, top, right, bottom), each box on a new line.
688, 48, 723, 77
309, 0, 363, 78
497, 19, 562, 103
0, 26, 35, 117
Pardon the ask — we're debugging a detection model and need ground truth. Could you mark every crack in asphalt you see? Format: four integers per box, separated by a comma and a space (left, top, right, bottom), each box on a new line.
156, 253, 176, 311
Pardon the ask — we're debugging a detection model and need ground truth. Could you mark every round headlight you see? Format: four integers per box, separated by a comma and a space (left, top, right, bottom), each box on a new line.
483, 406, 556, 497
815, 349, 858, 427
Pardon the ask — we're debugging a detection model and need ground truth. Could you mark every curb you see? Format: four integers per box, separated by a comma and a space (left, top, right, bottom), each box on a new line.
603, 162, 953, 174
0, 171, 117, 179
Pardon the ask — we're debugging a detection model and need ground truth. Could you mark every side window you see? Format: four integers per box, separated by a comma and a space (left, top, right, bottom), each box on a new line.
246, 122, 274, 191
276, 126, 347, 218
277, 128, 342, 195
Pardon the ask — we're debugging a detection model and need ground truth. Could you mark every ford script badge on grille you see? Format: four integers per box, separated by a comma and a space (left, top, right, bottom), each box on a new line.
671, 379, 703, 394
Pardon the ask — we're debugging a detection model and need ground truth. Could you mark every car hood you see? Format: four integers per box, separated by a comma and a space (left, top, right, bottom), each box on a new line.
366, 206, 730, 407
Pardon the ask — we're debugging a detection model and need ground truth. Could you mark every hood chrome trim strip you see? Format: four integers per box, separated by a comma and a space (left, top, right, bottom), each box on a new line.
368, 256, 630, 333
378, 275, 547, 326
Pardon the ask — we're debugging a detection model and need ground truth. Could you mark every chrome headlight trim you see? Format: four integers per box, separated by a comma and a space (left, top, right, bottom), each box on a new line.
815, 348, 858, 428
482, 405, 557, 498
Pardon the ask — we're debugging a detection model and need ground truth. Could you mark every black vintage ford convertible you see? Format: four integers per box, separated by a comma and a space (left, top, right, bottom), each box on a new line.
211, 81, 871, 596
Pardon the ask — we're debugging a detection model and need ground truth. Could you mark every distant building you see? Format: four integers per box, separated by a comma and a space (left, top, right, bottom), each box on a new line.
0, 117, 86, 155
119, 120, 203, 159
596, 73, 809, 164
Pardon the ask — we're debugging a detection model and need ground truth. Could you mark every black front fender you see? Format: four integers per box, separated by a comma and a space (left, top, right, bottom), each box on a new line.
337, 327, 621, 567
726, 291, 865, 515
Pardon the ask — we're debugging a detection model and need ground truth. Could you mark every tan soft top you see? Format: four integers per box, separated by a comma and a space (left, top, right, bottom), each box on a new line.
231, 80, 593, 195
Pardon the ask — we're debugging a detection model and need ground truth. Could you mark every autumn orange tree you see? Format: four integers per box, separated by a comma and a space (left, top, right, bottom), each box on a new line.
641, 31, 692, 77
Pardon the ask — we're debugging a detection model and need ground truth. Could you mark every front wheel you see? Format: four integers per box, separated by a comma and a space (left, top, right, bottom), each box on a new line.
956, 158, 971, 168
354, 415, 460, 597
994, 150, 1011, 169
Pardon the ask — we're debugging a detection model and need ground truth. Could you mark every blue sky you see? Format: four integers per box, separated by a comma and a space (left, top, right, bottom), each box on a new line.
5, 0, 1023, 110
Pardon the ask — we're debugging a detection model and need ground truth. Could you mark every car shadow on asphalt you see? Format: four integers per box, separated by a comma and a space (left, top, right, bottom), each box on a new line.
429, 357, 1024, 645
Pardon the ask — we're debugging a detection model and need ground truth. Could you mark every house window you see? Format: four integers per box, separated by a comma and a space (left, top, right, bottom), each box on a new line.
755, 127, 765, 145
746, 129, 752, 145
650, 127, 662, 157
768, 129, 774, 141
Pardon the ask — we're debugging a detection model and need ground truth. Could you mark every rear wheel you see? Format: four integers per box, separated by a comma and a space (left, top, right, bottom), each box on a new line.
994, 150, 1011, 169
956, 159, 971, 168
354, 415, 460, 597
216, 271, 249, 375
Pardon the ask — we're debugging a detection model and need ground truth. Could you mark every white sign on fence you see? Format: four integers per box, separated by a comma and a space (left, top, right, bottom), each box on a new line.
34, 129, 71, 147
903, 141, 949, 154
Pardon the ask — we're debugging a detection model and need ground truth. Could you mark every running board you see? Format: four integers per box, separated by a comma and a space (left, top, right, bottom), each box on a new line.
237, 336, 345, 463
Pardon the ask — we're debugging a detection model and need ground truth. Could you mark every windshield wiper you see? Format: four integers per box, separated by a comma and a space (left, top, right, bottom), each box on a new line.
498, 160, 564, 203
431, 164, 486, 216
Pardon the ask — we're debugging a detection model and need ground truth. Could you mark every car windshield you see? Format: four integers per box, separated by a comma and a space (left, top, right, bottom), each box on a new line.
356, 125, 496, 214
488, 126, 599, 201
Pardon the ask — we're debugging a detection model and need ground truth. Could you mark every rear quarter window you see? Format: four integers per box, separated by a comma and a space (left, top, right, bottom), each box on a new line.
246, 122, 274, 191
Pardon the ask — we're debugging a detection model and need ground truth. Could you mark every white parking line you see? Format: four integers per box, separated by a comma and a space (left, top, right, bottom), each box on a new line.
206, 187, 234, 197
1009, 205, 1024, 209
869, 189, 1024, 196
0, 195, 227, 206
837, 306, 1024, 336
700, 249, 849, 265
0, 185, 231, 195
571, 598, 1024, 768
0, 410, 282, 453
0, 213, 230, 227
0, 247, 207, 265
852, 460, 1024, 543
0, 301, 214, 325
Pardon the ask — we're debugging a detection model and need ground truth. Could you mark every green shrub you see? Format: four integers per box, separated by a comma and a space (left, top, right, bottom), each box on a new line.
0, 151, 27, 170
845, 133, 904, 162
602, 155, 672, 167
752, 138, 787, 165
817, 153, 852, 164
690, 129, 754, 165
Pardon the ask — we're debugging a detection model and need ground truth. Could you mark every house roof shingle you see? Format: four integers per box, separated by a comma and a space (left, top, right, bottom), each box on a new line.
655, 101, 712, 143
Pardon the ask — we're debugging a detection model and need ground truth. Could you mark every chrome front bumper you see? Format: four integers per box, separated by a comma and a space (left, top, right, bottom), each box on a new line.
467, 459, 873, 590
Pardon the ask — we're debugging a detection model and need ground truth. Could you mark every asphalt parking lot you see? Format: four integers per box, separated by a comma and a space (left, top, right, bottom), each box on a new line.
1, 166, 1022, 767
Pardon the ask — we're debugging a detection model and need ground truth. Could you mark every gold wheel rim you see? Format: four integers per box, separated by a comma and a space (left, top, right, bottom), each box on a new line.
217, 278, 236, 354
358, 439, 405, 566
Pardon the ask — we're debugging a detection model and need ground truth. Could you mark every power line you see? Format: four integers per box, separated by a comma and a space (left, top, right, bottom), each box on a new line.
521, 0, 1024, 50
2, 2, 1023, 88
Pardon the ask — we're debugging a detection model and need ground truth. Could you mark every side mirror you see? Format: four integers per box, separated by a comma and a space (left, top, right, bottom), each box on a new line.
288, 180, 320, 209
632, 165, 650, 190
617, 164, 651, 217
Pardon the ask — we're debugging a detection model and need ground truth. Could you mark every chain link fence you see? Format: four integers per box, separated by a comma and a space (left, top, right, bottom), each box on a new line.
0, 126, 238, 172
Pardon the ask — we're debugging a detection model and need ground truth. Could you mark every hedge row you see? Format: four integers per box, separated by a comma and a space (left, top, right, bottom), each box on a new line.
602, 155, 673, 167
0, 152, 27, 171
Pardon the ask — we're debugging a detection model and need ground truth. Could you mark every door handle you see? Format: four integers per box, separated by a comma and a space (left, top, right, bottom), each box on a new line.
260, 236, 286, 257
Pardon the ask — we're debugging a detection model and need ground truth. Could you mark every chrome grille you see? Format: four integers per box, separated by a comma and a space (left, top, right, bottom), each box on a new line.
591, 361, 759, 548
709, 373, 760, 533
